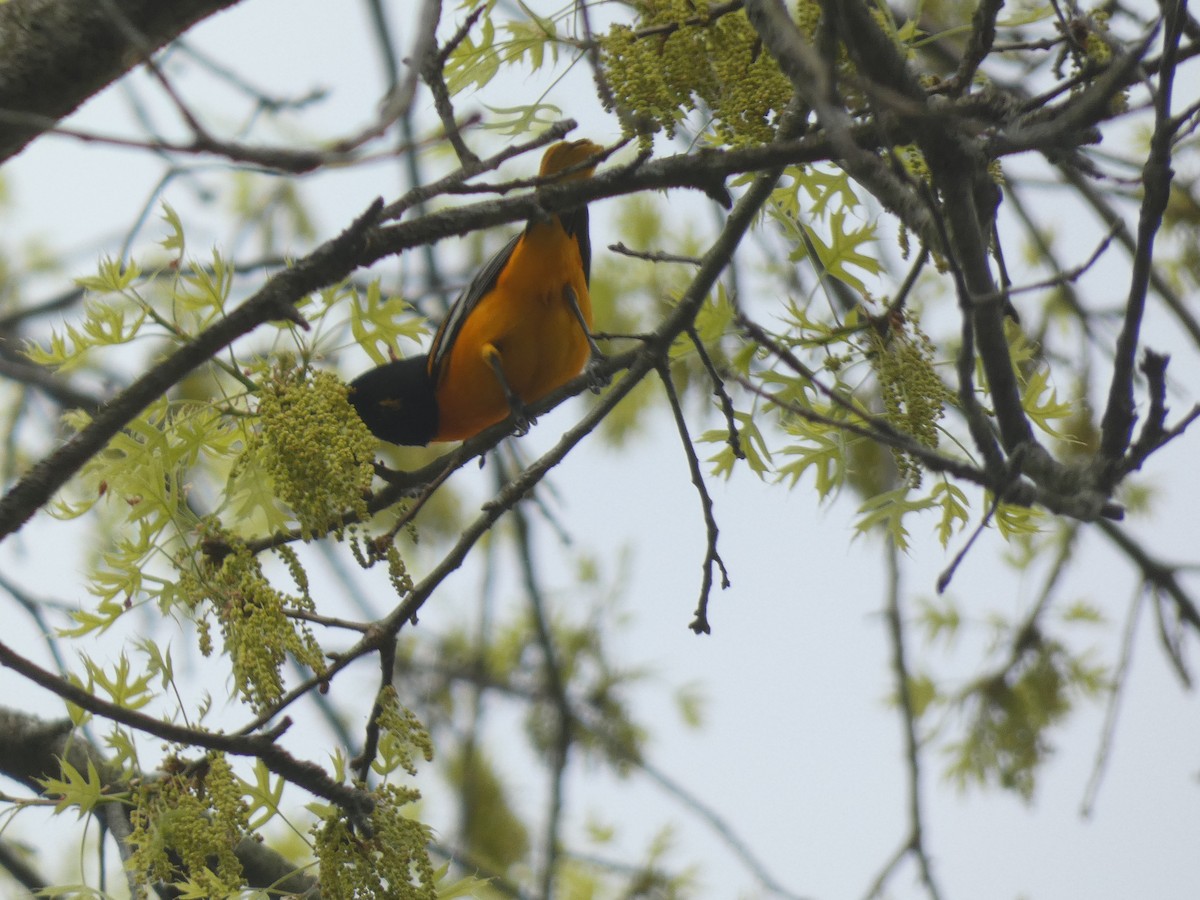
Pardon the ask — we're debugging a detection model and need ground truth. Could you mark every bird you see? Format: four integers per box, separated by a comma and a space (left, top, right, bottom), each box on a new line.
348, 138, 604, 446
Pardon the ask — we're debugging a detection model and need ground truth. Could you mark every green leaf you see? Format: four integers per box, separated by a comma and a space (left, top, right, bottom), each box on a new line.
240, 759, 286, 831
75, 256, 141, 293
917, 595, 961, 643
932, 480, 970, 547
480, 101, 564, 136
435, 864, 493, 900
1021, 365, 1075, 438
445, 15, 499, 94
1060, 601, 1105, 625
705, 411, 772, 479
674, 682, 706, 729
176, 249, 233, 318
39, 758, 109, 817
83, 654, 155, 710
855, 486, 937, 551
776, 417, 847, 499
798, 211, 880, 295
160, 202, 185, 253
349, 279, 427, 365
993, 499, 1043, 538
225, 450, 293, 536
906, 672, 939, 719
136, 638, 175, 690
60, 600, 127, 637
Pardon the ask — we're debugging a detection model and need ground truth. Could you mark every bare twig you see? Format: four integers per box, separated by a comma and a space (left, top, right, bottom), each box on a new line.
950, 0, 1005, 95
1080, 586, 1144, 817
608, 241, 703, 266
656, 361, 730, 634
1098, 6, 1186, 467
508, 489, 572, 900
422, 2, 481, 166
1097, 519, 1200, 636
885, 246, 930, 319
687, 325, 744, 459
936, 489, 1002, 594
640, 760, 812, 900
878, 537, 944, 900
351, 639, 398, 782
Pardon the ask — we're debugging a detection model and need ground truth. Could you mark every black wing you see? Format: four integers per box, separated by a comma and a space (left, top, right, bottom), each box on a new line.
558, 206, 590, 285
427, 233, 522, 386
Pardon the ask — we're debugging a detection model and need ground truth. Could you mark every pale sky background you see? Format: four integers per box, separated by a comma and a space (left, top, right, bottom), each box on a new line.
2, 1, 1198, 898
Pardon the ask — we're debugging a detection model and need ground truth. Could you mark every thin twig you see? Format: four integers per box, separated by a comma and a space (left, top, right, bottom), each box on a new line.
422, 3, 481, 166
687, 325, 744, 459
1080, 586, 1144, 817
608, 241, 703, 266
880, 536, 944, 900
1097, 519, 1200, 635
508, 489, 572, 900
885, 246, 930, 319
1098, 5, 1186, 466
936, 488, 1002, 593
656, 361, 730, 634
284, 608, 371, 632
351, 639, 398, 781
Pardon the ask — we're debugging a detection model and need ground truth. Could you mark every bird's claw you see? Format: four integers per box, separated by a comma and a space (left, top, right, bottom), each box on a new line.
584, 356, 610, 394
510, 403, 535, 436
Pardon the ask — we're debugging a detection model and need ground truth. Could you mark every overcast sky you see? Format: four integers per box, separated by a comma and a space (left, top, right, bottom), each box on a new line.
2, 2, 1198, 898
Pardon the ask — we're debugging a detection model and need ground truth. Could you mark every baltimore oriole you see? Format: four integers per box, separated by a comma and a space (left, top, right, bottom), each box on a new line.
349, 139, 604, 446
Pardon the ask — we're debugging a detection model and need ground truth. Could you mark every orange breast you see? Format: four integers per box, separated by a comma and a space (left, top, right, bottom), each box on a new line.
433, 219, 592, 441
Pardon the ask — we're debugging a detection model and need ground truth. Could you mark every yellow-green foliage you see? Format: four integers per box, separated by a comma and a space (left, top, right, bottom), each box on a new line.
312, 782, 436, 900
373, 686, 435, 779
444, 0, 562, 95
176, 521, 326, 715
125, 753, 252, 898
601, 1, 795, 143
946, 633, 1107, 800
308, 689, 435, 897
447, 747, 531, 872
251, 364, 377, 540
865, 312, 951, 487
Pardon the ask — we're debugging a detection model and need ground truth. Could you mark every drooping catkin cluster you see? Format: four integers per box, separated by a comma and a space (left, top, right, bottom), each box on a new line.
177, 519, 326, 714
865, 313, 952, 486
600, 1, 814, 144
126, 752, 251, 897
311, 688, 436, 899
254, 365, 377, 540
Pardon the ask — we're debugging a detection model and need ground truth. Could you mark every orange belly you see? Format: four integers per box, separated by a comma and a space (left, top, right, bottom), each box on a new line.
433, 221, 593, 441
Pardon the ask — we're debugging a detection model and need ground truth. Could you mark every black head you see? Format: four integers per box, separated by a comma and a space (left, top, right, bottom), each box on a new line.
347, 355, 439, 446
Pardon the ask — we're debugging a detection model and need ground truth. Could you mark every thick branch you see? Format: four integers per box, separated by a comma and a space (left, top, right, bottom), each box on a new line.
0, 707, 317, 896
0, 0, 244, 162
0, 633, 374, 818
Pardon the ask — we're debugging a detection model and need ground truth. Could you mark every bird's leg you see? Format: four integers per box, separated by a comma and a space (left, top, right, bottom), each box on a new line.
483, 345, 534, 435
563, 284, 609, 392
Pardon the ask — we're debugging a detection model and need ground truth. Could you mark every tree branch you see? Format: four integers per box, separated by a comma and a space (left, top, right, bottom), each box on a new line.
657, 361, 730, 635
1098, 6, 1187, 469
0, 707, 317, 895
0, 0, 244, 163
